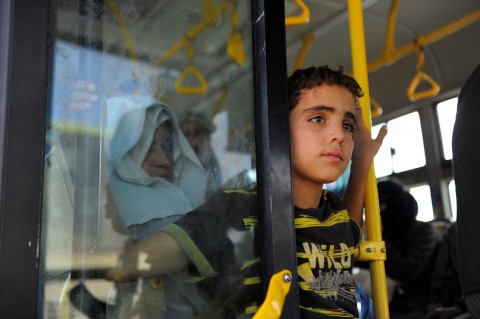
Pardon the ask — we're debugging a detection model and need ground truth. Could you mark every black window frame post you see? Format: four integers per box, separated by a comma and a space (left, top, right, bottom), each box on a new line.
252, 1, 300, 318
0, 0, 49, 317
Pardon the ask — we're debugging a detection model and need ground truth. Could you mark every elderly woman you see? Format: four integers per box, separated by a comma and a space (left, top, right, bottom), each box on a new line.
105, 95, 206, 239
104, 95, 210, 318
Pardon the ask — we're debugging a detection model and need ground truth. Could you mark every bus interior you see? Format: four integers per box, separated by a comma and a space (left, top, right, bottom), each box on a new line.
1, 0, 480, 318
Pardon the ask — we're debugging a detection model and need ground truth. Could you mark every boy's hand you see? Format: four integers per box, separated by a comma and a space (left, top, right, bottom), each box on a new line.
352, 107, 388, 166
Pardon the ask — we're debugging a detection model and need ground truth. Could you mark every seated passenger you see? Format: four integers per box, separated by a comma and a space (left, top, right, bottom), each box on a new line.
104, 96, 210, 318
358, 179, 438, 318
179, 111, 222, 198
425, 222, 467, 319
105, 95, 207, 238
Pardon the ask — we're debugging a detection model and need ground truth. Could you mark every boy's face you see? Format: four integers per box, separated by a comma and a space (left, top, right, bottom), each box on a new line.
290, 83, 357, 188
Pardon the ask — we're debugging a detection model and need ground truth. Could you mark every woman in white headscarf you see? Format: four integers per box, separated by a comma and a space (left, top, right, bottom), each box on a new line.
104, 95, 211, 318
105, 94, 206, 239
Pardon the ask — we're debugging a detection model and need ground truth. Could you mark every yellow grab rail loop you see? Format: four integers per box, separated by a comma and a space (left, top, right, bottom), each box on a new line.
175, 45, 208, 94
407, 44, 440, 101
370, 96, 383, 119
285, 0, 310, 26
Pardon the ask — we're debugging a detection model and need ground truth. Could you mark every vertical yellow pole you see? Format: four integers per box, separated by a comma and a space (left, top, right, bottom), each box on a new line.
347, 1, 390, 318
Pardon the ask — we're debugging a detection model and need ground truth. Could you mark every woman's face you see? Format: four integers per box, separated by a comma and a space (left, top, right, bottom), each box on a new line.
142, 124, 174, 181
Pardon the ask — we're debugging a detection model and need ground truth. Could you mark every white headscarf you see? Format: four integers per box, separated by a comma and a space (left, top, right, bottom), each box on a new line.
104, 95, 206, 228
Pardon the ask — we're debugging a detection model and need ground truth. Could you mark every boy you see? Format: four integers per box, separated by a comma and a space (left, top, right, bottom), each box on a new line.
107, 65, 387, 318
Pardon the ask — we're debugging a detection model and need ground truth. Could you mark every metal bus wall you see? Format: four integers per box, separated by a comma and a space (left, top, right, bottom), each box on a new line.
0, 0, 299, 317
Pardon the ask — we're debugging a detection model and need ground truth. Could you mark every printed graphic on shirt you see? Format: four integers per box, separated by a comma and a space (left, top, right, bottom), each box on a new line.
295, 192, 359, 318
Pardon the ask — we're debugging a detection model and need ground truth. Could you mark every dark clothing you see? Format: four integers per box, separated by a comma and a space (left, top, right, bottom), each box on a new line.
162, 185, 362, 318
386, 221, 438, 316
453, 63, 480, 316
428, 223, 466, 314
295, 190, 361, 318
358, 180, 438, 317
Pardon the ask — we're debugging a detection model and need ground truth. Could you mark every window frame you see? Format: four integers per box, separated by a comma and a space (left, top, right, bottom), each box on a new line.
0, 0, 300, 317
0, 0, 49, 317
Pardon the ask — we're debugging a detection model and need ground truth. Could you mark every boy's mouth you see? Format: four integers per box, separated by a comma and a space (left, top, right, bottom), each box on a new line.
323, 151, 343, 162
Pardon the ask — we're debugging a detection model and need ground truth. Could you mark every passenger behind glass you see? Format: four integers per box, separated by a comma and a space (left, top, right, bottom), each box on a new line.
104, 96, 211, 318
179, 111, 222, 198
104, 96, 206, 238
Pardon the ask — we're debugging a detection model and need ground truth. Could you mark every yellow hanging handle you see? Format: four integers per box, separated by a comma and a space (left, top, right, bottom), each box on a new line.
227, 9, 246, 66
285, 0, 310, 26
293, 34, 315, 71
252, 270, 292, 319
176, 46, 208, 94
370, 96, 383, 118
407, 44, 440, 101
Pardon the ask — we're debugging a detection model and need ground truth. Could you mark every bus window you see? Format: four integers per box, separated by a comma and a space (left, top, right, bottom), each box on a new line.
436, 97, 459, 160
372, 122, 392, 178
373, 111, 426, 177
449, 180, 457, 221
410, 184, 434, 221
39, 1, 261, 318
388, 112, 426, 173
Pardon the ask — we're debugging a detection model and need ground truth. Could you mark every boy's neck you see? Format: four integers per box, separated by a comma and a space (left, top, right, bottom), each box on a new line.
292, 179, 324, 209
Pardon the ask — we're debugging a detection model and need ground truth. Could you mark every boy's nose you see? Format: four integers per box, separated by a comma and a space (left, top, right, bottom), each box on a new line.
329, 125, 346, 144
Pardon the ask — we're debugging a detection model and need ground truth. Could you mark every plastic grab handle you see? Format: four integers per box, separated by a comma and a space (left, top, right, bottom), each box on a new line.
285, 0, 310, 26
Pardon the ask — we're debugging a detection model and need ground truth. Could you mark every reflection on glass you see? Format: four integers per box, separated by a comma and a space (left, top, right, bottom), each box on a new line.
410, 184, 434, 221
40, 1, 257, 318
388, 112, 426, 173
436, 97, 458, 160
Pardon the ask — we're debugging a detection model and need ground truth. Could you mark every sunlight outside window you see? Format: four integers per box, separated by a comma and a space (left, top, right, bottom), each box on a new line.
436, 97, 458, 160
372, 123, 393, 178
410, 184, 434, 221
449, 180, 457, 221
388, 112, 426, 173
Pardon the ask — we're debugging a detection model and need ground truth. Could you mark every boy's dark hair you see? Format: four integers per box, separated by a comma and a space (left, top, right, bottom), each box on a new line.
288, 65, 364, 111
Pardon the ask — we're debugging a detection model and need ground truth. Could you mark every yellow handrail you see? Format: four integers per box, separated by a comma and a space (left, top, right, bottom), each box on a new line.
154, 1, 234, 66
285, 0, 310, 26
293, 34, 315, 71
407, 44, 440, 101
347, 1, 390, 318
369, 8, 480, 73
381, 0, 400, 60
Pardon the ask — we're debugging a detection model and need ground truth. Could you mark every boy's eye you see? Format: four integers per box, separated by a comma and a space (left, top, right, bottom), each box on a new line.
309, 115, 324, 123
343, 123, 355, 133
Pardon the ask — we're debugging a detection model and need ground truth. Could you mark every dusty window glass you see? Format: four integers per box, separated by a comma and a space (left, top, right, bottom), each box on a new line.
39, 1, 259, 318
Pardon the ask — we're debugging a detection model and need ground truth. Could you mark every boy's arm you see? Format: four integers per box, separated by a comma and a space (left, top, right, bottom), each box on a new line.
106, 231, 189, 282
344, 107, 387, 226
